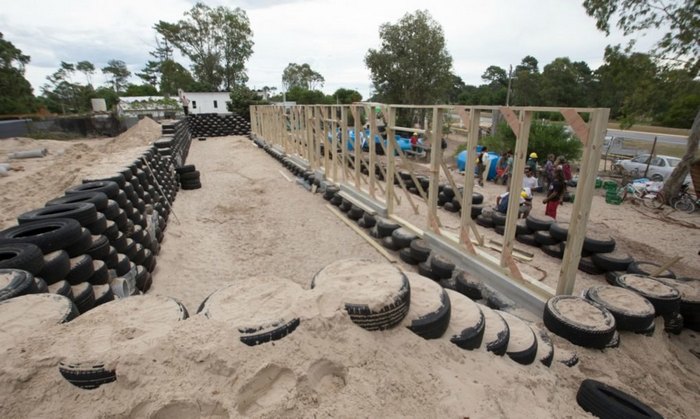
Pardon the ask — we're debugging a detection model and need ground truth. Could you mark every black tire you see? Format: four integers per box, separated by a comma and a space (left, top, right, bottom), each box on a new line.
541, 243, 564, 259
409, 239, 431, 262
494, 225, 505, 235
480, 306, 509, 356
111, 232, 128, 253
475, 214, 494, 228
515, 219, 531, 236
491, 211, 507, 226
471, 204, 483, 219
18, 203, 97, 227
71, 282, 95, 313
454, 271, 482, 300
92, 284, 114, 306
392, 228, 417, 249
48, 280, 73, 300
627, 261, 676, 279
86, 235, 110, 261
311, 259, 411, 331
65, 255, 95, 285
115, 254, 131, 277
59, 363, 116, 390
113, 210, 129, 231
135, 265, 150, 291
88, 260, 109, 285
124, 238, 137, 261
0, 269, 35, 302
444, 290, 485, 350
498, 311, 538, 365
103, 220, 119, 241
63, 228, 93, 258
338, 199, 352, 213
83, 173, 125, 189
330, 195, 342, 206
34, 276, 48, 293
583, 233, 616, 254
0, 218, 82, 254
175, 164, 196, 174
181, 181, 202, 190
585, 285, 655, 332
431, 255, 455, 279
472, 192, 484, 205
443, 202, 458, 213
47, 191, 108, 212
525, 214, 554, 231
381, 236, 400, 251
376, 218, 400, 238
576, 379, 663, 419
40, 250, 70, 285
103, 200, 120, 220
543, 295, 616, 349
399, 248, 420, 265
591, 251, 634, 272
347, 206, 364, 221
105, 247, 118, 270
85, 213, 107, 235
361, 213, 376, 228
0, 293, 78, 326
0, 243, 45, 275
179, 170, 200, 181
534, 230, 559, 246
114, 190, 129, 208
516, 233, 539, 247
418, 261, 439, 281
405, 273, 451, 339
605, 270, 625, 286
549, 222, 569, 242
66, 181, 119, 199
579, 256, 605, 275
615, 274, 681, 315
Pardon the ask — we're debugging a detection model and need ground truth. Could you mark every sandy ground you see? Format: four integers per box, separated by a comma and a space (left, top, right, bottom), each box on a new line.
0, 122, 699, 418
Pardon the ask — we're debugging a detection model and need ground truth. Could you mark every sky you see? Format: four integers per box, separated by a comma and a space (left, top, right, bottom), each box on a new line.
1, 0, 662, 99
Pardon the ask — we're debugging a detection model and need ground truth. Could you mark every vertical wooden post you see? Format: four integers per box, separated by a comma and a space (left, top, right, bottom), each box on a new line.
352, 105, 362, 188
331, 106, 338, 182
385, 105, 396, 215
315, 106, 323, 172
428, 107, 443, 233
340, 106, 349, 182
500, 110, 532, 279
556, 108, 610, 295
368, 105, 377, 199
461, 108, 481, 245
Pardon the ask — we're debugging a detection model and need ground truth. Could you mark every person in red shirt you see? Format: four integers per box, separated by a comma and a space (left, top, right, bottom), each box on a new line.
543, 167, 566, 219
410, 132, 418, 152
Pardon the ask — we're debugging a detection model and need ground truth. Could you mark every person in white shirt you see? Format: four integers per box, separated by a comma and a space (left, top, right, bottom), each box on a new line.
522, 167, 540, 192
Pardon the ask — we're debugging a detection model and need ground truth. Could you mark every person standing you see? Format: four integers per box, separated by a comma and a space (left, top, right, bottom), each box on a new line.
476, 146, 488, 187
544, 153, 555, 190
410, 132, 419, 152
503, 150, 514, 185
522, 167, 540, 192
543, 167, 566, 219
527, 152, 538, 174
496, 152, 508, 184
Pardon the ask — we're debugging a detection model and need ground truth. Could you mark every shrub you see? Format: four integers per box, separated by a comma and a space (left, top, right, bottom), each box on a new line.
480, 120, 582, 162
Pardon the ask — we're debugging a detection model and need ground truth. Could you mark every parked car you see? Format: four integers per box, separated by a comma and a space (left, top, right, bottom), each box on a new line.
615, 154, 682, 181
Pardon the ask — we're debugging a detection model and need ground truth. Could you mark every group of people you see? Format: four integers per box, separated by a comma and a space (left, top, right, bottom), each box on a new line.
485, 151, 572, 220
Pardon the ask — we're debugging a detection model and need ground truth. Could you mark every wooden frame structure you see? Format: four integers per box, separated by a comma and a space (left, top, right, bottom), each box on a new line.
251, 103, 610, 311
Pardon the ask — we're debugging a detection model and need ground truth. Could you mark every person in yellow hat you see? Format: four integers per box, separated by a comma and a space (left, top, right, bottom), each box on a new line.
527, 152, 538, 174
496, 188, 532, 218
410, 132, 419, 153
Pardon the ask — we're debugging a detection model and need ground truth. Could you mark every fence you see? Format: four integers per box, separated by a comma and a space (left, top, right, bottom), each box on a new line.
250, 103, 610, 313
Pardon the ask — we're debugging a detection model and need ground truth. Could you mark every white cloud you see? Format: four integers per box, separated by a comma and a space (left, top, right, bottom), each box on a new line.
2, 0, 664, 99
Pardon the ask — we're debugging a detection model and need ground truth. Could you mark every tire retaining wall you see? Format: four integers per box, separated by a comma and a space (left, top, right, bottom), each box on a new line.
187, 113, 251, 138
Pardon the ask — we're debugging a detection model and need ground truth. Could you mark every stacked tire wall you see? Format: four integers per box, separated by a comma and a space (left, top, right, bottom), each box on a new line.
0, 120, 193, 317
187, 113, 251, 137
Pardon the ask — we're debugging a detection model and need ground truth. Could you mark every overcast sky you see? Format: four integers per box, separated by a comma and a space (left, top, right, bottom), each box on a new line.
1, 0, 661, 99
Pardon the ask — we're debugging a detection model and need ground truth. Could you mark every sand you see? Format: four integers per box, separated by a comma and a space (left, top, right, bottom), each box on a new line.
552, 297, 613, 331
591, 285, 656, 313
0, 126, 699, 418
621, 274, 681, 297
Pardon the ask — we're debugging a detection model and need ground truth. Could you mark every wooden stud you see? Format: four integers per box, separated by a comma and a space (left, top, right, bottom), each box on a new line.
556, 108, 610, 295
561, 108, 589, 146
500, 107, 521, 134
650, 256, 682, 277
428, 107, 443, 234
385, 105, 396, 215
460, 108, 483, 247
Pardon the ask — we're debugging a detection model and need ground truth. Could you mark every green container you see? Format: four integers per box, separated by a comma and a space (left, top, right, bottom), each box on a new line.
603, 180, 618, 191
606, 195, 622, 205
595, 178, 603, 188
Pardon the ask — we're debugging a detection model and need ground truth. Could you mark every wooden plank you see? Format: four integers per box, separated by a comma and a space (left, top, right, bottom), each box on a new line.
368, 104, 378, 199
500, 110, 532, 276
556, 108, 610, 295
428, 107, 442, 234
650, 256, 682, 277
460, 108, 484, 247
500, 107, 521, 134
385, 105, 396, 215
392, 126, 427, 134
326, 204, 397, 263
351, 105, 362, 188
561, 108, 589, 146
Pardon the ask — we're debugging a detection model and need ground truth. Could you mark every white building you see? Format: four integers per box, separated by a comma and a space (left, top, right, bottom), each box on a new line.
180, 92, 232, 114
116, 96, 182, 119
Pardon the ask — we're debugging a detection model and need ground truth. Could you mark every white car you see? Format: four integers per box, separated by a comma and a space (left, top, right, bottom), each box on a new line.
616, 154, 681, 182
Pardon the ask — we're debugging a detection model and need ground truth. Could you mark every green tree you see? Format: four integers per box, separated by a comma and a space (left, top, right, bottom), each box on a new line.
155, 2, 254, 90
540, 57, 593, 107
583, 0, 700, 201
285, 86, 329, 104
159, 60, 196, 94
76, 61, 95, 85
0, 32, 35, 113
365, 10, 453, 104
93, 86, 119, 110
136, 60, 160, 87
281, 63, 325, 91
332, 88, 362, 104
512, 56, 542, 106
228, 85, 267, 120
481, 121, 583, 162
447, 74, 467, 104
125, 84, 159, 96
101, 59, 131, 93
